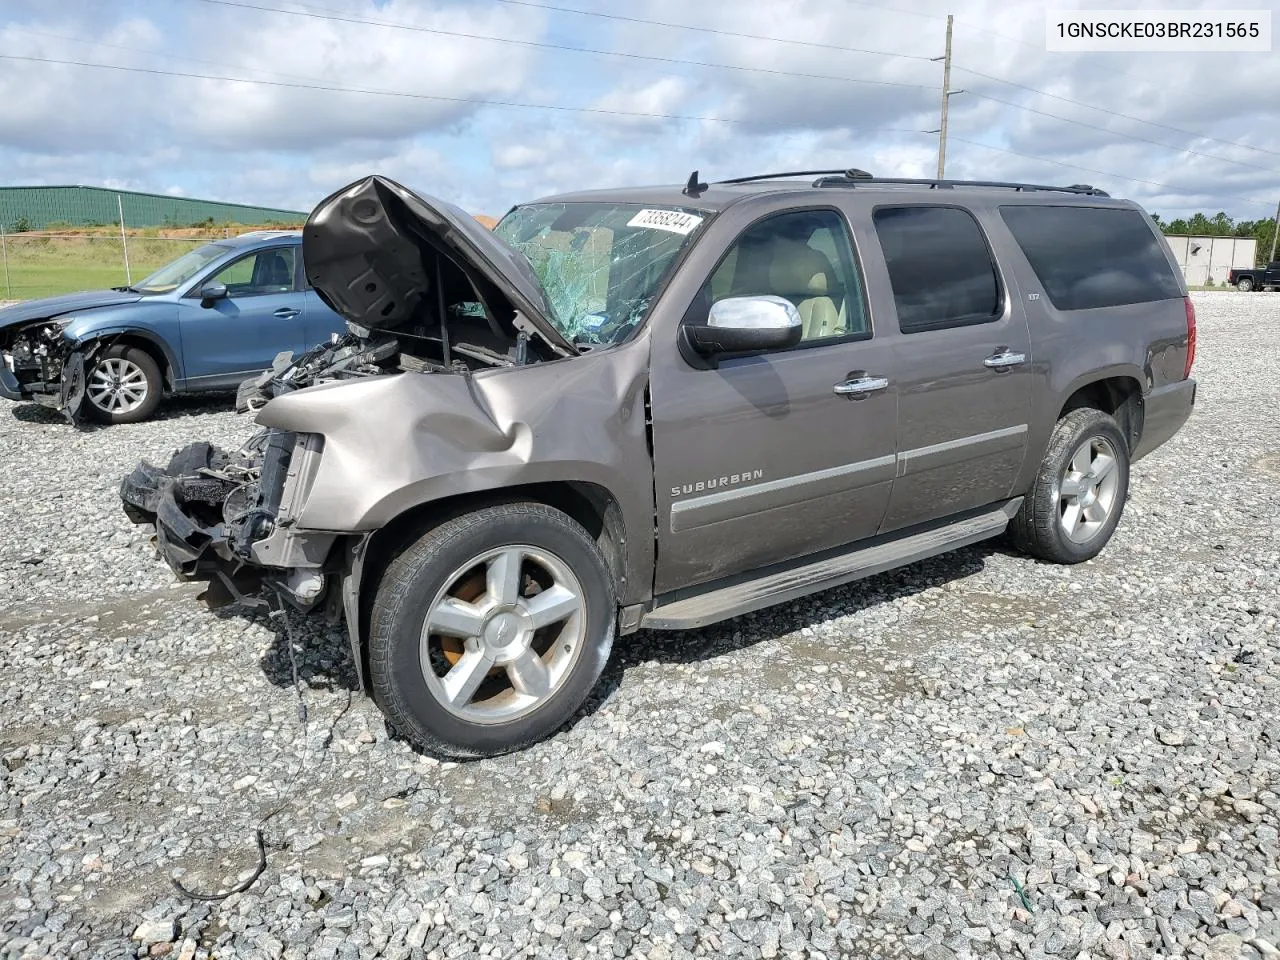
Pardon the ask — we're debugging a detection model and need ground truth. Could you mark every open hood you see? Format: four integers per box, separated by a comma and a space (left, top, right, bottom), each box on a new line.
0, 290, 143, 330
303, 175, 574, 357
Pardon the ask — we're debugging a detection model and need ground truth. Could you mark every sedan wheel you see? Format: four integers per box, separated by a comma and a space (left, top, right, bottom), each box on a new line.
83, 345, 163, 424
88, 357, 150, 416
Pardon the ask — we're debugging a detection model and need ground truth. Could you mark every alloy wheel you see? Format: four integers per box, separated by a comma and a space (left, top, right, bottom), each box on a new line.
419, 545, 586, 724
1058, 436, 1121, 543
87, 357, 150, 415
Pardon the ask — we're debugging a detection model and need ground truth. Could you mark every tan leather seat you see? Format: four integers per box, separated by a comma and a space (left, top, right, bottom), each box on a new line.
764, 237, 842, 340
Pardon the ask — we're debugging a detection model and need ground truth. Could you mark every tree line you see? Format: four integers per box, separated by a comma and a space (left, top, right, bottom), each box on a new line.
1150, 211, 1277, 265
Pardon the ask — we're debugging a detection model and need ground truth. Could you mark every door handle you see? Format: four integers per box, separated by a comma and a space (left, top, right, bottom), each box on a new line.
273, 308, 300, 319
984, 351, 1026, 369
833, 376, 889, 398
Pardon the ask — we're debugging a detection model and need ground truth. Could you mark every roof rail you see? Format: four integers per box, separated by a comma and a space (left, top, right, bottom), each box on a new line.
812, 175, 1110, 197
718, 168, 873, 185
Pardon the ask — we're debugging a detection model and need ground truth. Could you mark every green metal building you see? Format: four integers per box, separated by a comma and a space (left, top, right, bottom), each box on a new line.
0, 185, 305, 230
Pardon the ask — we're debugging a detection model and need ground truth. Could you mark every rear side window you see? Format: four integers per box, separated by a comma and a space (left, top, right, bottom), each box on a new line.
872, 206, 1001, 333
999, 205, 1183, 311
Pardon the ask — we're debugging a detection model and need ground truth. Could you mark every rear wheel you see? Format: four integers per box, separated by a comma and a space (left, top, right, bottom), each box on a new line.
1008, 408, 1130, 564
84, 344, 162, 424
1237, 277, 1254, 292
368, 503, 616, 757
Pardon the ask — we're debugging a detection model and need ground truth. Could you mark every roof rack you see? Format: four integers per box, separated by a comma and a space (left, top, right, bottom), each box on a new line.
717, 168, 874, 185
811, 174, 1109, 196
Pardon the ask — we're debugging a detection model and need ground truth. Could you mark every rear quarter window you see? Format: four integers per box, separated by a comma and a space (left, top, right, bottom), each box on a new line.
999, 205, 1182, 311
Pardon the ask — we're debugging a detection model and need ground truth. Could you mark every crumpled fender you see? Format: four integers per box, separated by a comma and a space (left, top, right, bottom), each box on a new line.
254, 336, 656, 604
60, 322, 181, 389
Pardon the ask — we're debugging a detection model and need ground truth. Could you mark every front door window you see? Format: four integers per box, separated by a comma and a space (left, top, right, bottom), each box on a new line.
209, 248, 297, 297
695, 209, 870, 344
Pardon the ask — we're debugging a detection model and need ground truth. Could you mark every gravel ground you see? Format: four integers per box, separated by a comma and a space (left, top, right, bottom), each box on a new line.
1, 291, 1277, 960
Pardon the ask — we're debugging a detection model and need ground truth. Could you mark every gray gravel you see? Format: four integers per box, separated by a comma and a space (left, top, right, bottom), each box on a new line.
1, 291, 1277, 960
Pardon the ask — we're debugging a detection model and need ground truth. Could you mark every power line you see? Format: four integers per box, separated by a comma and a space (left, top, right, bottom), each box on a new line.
948, 135, 1276, 208
951, 17, 1044, 50
800, 7, 1280, 163
962, 90, 1280, 175
954, 65, 1280, 159
9, 27, 341, 86
200, 0, 1280, 175
193, 0, 1280, 169
49, 0, 1280, 171
0, 53, 931, 134
406, 0, 938, 61
12, 15, 1280, 211
489, 0, 1038, 53
191, 0, 935, 91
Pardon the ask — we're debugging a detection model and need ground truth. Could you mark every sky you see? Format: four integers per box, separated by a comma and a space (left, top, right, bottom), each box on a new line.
1, 0, 1278, 223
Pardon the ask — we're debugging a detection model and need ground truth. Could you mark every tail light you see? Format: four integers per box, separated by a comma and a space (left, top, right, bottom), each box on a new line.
1183, 296, 1196, 379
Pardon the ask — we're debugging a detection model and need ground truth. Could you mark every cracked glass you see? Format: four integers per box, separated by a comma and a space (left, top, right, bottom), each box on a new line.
495, 202, 706, 346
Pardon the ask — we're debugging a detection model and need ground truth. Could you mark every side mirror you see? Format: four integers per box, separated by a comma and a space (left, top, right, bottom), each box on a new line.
199, 281, 228, 305
686, 295, 803, 356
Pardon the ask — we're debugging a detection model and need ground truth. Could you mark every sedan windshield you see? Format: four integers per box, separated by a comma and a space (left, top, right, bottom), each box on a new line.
494, 202, 706, 345
132, 242, 234, 294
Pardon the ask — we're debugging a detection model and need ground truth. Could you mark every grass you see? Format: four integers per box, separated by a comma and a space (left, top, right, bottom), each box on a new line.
0, 224, 302, 300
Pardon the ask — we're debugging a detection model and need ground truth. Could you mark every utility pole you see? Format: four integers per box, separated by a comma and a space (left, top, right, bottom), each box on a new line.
1269, 199, 1279, 264
0, 219, 10, 300
931, 15, 964, 180
117, 194, 132, 286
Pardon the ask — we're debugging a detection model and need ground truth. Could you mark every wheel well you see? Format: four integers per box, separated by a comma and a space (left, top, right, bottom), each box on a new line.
94, 334, 174, 392
350, 481, 628, 691
1059, 377, 1143, 451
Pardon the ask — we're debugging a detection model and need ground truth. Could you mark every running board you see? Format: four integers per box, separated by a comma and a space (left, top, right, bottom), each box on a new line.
641, 499, 1021, 630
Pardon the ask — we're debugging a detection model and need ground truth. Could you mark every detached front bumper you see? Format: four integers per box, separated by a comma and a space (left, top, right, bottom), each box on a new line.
120, 433, 340, 611
0, 362, 26, 402
1, 340, 92, 422
120, 448, 237, 577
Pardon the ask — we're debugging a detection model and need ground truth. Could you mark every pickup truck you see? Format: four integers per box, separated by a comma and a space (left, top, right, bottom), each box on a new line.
121, 171, 1197, 758
1227, 261, 1280, 292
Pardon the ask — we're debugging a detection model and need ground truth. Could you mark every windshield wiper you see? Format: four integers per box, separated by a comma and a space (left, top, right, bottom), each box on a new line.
112, 285, 141, 293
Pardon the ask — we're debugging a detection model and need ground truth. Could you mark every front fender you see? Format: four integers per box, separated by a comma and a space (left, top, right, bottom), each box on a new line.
61, 312, 183, 386
254, 340, 656, 604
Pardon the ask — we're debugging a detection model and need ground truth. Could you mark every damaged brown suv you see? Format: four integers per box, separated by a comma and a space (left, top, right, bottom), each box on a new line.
121, 171, 1197, 757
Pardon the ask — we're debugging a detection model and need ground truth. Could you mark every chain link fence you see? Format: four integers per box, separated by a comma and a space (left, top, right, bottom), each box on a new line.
0, 229, 249, 302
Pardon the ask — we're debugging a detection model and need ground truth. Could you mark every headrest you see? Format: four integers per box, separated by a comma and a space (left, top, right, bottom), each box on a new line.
765, 237, 833, 297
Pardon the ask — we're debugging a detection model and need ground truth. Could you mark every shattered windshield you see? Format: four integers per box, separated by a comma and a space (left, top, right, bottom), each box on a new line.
133, 242, 234, 294
494, 202, 706, 345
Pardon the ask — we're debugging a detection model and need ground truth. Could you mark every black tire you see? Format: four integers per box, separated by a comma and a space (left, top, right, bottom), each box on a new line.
1237, 278, 1254, 292
1008, 408, 1130, 565
83, 344, 163, 424
368, 502, 616, 758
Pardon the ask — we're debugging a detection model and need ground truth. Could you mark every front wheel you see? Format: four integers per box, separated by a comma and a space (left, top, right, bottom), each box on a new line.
84, 344, 162, 424
1237, 278, 1254, 292
368, 503, 616, 757
1008, 408, 1130, 564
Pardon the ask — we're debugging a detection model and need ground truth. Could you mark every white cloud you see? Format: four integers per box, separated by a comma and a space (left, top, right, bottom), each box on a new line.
179, 0, 546, 149
0, 0, 1277, 221
0, 0, 545, 154
589, 76, 693, 125
492, 144, 549, 171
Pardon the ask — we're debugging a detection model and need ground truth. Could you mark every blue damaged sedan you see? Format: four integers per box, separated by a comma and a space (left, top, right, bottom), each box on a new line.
0, 231, 346, 424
